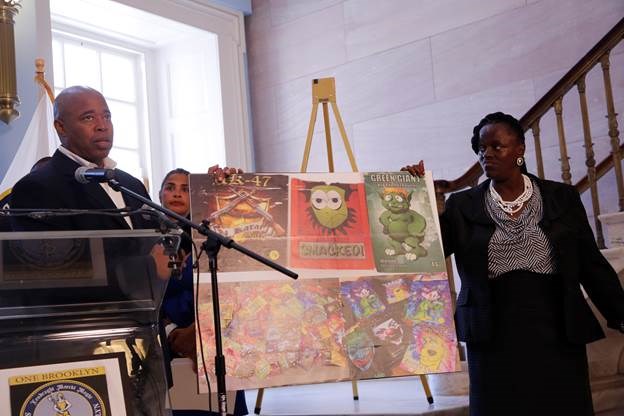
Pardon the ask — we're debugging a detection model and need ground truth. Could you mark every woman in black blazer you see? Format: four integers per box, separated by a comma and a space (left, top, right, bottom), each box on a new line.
404, 112, 624, 416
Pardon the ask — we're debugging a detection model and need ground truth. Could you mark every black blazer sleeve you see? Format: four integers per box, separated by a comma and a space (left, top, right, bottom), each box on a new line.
568, 187, 624, 330
10, 171, 72, 231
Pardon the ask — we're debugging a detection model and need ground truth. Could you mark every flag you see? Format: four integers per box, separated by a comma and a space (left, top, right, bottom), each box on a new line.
0, 93, 59, 201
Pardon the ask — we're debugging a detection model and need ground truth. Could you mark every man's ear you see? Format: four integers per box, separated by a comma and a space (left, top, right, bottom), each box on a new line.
54, 119, 66, 145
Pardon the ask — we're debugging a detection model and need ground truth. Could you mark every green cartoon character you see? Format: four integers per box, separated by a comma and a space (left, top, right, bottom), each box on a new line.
303, 182, 357, 235
378, 187, 427, 260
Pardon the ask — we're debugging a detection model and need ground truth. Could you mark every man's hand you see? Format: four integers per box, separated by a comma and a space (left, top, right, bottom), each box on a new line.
169, 324, 198, 372
401, 160, 425, 178
208, 164, 244, 183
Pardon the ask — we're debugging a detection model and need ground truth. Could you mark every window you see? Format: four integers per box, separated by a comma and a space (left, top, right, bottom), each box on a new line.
52, 31, 150, 184
50, 0, 252, 197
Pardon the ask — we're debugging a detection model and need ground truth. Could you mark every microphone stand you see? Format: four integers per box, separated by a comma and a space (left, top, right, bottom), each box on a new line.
107, 179, 297, 416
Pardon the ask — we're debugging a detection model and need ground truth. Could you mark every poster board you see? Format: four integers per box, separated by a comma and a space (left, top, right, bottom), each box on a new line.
190, 172, 458, 391
0, 353, 131, 416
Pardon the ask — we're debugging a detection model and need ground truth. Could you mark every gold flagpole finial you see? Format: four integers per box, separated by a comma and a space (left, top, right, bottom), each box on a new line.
34, 58, 55, 104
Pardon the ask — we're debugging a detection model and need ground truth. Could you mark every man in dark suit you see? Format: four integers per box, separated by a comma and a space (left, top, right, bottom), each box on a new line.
0, 191, 10, 232
9, 86, 172, 416
10, 86, 151, 231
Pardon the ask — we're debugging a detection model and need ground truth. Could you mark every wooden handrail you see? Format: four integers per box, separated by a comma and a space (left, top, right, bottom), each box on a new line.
434, 163, 483, 195
436, 17, 624, 198
521, 17, 624, 130
575, 142, 624, 193
434, 144, 624, 197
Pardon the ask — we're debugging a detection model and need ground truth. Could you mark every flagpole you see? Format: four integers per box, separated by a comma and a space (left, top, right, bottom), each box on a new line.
34, 58, 54, 103
0, 59, 58, 193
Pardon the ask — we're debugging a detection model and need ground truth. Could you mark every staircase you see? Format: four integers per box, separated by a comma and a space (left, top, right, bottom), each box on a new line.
591, 212, 624, 414
431, 17, 624, 415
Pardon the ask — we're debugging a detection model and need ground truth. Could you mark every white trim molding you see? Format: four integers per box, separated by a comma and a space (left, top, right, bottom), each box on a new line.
112, 0, 252, 171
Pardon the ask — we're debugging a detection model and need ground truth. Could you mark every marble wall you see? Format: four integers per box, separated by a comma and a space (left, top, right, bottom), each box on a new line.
245, 0, 624, 221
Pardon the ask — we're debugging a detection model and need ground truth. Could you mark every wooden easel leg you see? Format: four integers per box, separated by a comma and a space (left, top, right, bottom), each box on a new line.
254, 387, 265, 414
329, 101, 358, 172
301, 101, 320, 173
322, 102, 335, 172
419, 374, 434, 404
351, 379, 359, 400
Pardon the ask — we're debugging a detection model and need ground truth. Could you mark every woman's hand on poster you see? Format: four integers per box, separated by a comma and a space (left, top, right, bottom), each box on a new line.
208, 165, 244, 183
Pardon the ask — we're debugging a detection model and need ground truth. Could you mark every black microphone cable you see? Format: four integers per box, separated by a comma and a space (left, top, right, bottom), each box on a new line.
193, 237, 215, 412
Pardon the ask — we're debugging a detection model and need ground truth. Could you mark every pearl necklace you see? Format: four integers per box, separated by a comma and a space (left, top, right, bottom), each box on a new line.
489, 174, 533, 215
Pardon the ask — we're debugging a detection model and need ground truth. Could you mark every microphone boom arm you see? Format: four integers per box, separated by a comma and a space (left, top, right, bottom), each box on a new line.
107, 179, 297, 279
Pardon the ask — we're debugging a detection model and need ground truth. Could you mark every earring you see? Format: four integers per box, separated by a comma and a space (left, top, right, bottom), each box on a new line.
516, 157, 524, 166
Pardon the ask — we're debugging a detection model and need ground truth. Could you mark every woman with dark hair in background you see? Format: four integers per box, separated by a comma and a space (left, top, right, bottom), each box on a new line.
403, 112, 624, 416
159, 167, 248, 416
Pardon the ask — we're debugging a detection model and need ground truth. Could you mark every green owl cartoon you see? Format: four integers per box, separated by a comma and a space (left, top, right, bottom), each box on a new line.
302, 182, 357, 235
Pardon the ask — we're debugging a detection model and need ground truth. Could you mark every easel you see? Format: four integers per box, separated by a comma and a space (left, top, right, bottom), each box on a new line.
253, 78, 433, 414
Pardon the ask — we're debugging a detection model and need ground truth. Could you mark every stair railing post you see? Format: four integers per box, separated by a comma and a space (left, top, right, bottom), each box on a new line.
554, 98, 572, 184
600, 52, 624, 211
577, 76, 606, 248
531, 120, 545, 179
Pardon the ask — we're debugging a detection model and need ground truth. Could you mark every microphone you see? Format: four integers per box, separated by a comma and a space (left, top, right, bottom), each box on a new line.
74, 166, 116, 184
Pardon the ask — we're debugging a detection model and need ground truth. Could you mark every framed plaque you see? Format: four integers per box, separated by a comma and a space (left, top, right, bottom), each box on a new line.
0, 353, 131, 416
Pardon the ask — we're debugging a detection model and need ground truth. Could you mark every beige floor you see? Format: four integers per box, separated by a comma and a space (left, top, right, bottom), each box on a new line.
171, 358, 623, 415
243, 377, 624, 416
244, 376, 469, 416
